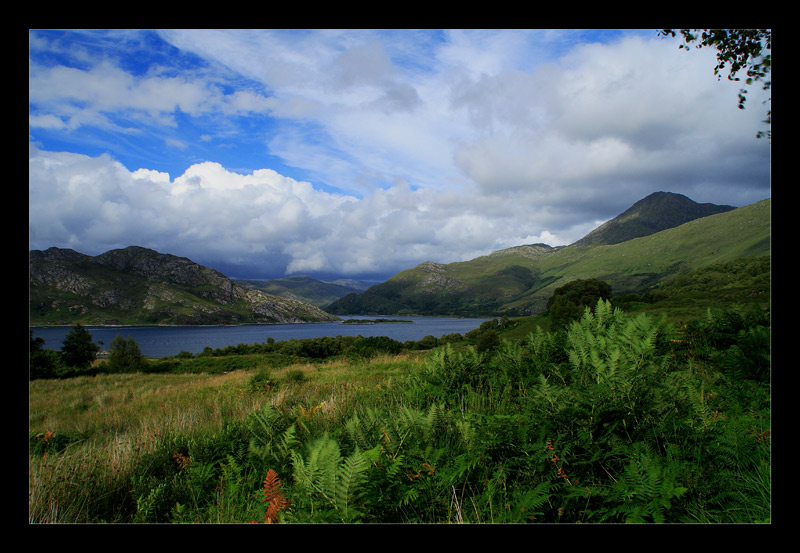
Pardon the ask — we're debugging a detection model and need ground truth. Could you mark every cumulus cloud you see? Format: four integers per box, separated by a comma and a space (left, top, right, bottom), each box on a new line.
29, 29, 771, 281
450, 35, 770, 215
29, 142, 575, 279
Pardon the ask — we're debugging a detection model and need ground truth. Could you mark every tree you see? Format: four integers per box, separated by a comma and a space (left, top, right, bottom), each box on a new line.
106, 334, 147, 373
476, 328, 500, 352
546, 278, 612, 330
60, 323, 100, 370
30, 330, 65, 380
659, 29, 771, 139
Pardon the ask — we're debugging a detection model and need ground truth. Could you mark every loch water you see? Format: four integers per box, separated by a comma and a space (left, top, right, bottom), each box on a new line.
30, 316, 490, 358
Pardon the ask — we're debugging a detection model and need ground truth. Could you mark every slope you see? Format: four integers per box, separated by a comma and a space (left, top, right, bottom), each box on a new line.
30, 246, 341, 326
573, 191, 736, 246
325, 198, 769, 317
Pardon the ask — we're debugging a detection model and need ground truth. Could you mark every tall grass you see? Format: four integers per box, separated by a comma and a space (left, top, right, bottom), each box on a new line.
29, 354, 417, 523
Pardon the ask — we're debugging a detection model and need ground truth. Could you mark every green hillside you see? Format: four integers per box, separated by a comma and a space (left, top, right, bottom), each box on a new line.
508, 198, 770, 314
326, 198, 770, 317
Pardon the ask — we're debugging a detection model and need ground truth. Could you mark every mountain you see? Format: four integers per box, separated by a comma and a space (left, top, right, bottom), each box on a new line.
325, 196, 769, 317
326, 244, 557, 316
572, 192, 736, 247
29, 246, 340, 326
235, 275, 366, 308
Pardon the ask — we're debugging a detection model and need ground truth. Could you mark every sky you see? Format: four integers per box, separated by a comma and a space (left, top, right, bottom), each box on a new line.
29, 29, 771, 282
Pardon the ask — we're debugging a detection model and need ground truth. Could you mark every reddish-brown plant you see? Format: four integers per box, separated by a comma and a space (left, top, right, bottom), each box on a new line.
261, 469, 290, 523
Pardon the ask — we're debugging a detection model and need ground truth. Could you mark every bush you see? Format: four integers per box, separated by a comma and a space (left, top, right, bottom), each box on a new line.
546, 278, 612, 330
30, 347, 65, 380
285, 368, 306, 383
249, 367, 276, 392
105, 334, 148, 373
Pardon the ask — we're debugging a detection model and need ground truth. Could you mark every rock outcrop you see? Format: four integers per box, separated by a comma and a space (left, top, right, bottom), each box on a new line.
30, 246, 341, 326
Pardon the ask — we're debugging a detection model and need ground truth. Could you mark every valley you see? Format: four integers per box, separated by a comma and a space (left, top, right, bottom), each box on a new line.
30, 192, 770, 326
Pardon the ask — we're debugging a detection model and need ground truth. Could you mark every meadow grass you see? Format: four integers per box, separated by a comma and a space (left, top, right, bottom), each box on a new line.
28, 353, 422, 523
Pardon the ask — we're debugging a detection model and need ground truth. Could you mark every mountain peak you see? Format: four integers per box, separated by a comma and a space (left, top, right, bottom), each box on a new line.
572, 191, 736, 247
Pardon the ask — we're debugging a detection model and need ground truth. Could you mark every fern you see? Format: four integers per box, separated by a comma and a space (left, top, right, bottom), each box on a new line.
261, 469, 290, 523
509, 481, 555, 522
530, 374, 567, 417
334, 448, 370, 520
247, 405, 300, 468
525, 326, 568, 383
608, 444, 687, 523
290, 433, 370, 522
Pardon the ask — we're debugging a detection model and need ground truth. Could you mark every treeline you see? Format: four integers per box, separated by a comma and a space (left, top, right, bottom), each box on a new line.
30, 328, 151, 380
29, 326, 475, 380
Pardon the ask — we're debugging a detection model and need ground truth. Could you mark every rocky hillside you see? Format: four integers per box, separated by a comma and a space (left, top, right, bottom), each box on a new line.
29, 246, 340, 326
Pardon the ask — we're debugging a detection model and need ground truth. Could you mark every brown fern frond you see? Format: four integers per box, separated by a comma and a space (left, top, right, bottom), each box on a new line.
262, 469, 290, 523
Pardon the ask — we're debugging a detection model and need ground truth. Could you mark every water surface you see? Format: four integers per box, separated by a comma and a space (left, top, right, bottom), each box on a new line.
31, 316, 489, 358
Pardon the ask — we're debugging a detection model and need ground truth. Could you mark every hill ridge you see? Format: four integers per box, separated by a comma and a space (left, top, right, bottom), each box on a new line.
325, 195, 769, 317
572, 191, 736, 247
29, 246, 340, 326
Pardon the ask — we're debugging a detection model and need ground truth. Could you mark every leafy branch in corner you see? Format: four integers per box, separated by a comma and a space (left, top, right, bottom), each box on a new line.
659, 29, 771, 139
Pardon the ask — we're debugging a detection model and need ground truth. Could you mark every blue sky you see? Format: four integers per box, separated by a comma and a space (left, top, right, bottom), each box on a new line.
29, 29, 771, 281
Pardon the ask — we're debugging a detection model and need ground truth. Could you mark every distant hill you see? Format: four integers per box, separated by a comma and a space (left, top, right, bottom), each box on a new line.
235, 275, 367, 308
29, 246, 341, 326
325, 196, 769, 317
572, 192, 736, 247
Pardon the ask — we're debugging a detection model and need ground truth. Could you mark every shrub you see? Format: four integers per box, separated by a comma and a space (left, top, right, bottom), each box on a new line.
285, 369, 306, 383
105, 334, 148, 373
546, 278, 612, 330
249, 367, 276, 393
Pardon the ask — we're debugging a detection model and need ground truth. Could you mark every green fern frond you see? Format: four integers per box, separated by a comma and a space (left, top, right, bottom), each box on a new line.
609, 444, 687, 523
455, 418, 477, 449
510, 481, 554, 522
335, 448, 370, 521
247, 405, 301, 467
291, 433, 371, 522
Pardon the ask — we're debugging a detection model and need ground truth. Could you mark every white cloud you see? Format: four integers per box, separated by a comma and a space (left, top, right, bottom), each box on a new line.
28, 56, 274, 136
30, 144, 571, 278
29, 30, 771, 280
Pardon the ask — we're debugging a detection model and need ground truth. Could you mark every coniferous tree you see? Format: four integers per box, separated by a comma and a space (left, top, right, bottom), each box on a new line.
60, 323, 100, 369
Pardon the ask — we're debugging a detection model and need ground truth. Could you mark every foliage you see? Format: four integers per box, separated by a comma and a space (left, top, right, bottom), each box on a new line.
30, 330, 66, 380
248, 367, 276, 393
290, 433, 371, 522
104, 334, 148, 374
659, 29, 771, 139
60, 323, 100, 370
30, 328, 102, 380
260, 469, 290, 523
546, 278, 612, 330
